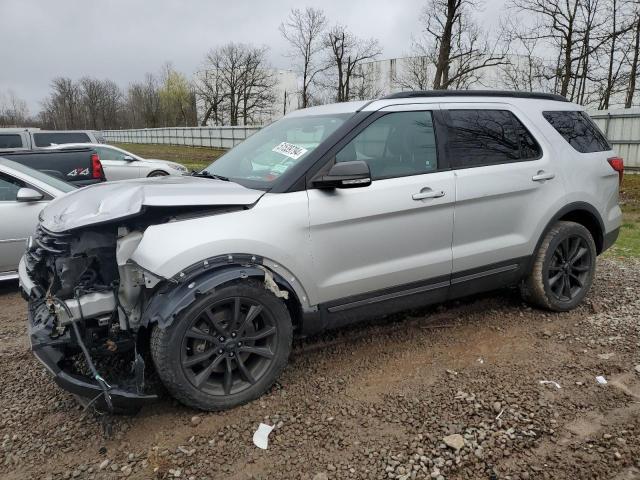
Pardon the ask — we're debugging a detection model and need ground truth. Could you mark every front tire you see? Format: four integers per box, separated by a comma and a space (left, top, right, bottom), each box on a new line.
150, 280, 292, 411
521, 221, 597, 312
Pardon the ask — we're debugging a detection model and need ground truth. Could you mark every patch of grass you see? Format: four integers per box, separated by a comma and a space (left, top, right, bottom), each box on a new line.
111, 143, 226, 172
606, 173, 640, 258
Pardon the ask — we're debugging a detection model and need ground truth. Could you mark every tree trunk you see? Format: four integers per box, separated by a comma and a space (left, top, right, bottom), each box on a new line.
626, 16, 640, 108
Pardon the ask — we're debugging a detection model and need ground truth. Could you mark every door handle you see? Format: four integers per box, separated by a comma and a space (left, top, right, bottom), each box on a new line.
412, 189, 445, 201
532, 171, 555, 182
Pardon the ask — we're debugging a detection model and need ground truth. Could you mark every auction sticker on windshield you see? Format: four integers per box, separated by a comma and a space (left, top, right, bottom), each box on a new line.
272, 142, 308, 160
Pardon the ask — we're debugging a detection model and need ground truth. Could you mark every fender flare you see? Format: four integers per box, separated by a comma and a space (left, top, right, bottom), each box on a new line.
140, 261, 300, 329
530, 201, 605, 269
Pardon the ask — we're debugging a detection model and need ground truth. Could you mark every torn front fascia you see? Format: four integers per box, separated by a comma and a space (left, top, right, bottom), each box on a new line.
28, 298, 158, 412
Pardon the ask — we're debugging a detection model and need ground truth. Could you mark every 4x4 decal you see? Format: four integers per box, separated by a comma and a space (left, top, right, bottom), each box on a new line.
67, 167, 89, 177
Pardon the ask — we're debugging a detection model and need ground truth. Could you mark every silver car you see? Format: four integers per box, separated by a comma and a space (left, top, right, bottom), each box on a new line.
19, 91, 622, 412
48, 143, 189, 180
0, 158, 74, 280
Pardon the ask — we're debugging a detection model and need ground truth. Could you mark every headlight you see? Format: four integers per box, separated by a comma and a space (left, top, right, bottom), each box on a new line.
171, 163, 188, 172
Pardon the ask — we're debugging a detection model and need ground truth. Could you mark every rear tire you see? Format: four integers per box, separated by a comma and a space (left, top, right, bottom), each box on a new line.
150, 280, 292, 411
521, 221, 596, 312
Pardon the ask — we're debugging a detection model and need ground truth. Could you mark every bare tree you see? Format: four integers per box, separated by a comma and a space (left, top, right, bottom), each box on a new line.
625, 7, 640, 107
392, 53, 433, 91
196, 43, 276, 126
421, 0, 507, 90
280, 7, 327, 108
324, 25, 381, 102
0, 90, 30, 126
498, 19, 553, 92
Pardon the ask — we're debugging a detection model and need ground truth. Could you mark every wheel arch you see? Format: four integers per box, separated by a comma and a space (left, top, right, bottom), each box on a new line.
535, 202, 605, 259
140, 257, 306, 332
147, 169, 169, 177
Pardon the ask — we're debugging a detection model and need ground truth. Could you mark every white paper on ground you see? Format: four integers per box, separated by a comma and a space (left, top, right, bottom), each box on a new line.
596, 375, 608, 385
539, 380, 562, 389
253, 423, 274, 449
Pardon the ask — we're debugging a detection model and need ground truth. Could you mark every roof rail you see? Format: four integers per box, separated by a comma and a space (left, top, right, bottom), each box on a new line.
381, 90, 569, 102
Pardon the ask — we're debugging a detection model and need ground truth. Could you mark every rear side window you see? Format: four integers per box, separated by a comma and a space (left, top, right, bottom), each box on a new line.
33, 132, 90, 147
445, 110, 541, 168
0, 134, 23, 149
542, 111, 611, 153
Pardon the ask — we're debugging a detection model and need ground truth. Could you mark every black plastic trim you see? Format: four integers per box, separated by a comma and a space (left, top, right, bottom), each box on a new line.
327, 280, 450, 313
603, 226, 620, 252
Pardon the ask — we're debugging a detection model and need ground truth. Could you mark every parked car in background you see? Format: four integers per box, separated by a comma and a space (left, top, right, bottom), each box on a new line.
1, 147, 105, 186
0, 158, 75, 280
47, 143, 189, 180
0, 128, 104, 152
19, 91, 621, 412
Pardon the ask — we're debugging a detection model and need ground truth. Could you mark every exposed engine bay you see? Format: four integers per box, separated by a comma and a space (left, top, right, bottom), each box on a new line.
22, 205, 241, 412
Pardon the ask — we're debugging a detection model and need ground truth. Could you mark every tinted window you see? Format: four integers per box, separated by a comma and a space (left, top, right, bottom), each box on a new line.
543, 111, 611, 153
336, 111, 437, 180
446, 110, 541, 168
0, 172, 24, 201
33, 132, 90, 147
0, 134, 23, 149
2, 159, 75, 194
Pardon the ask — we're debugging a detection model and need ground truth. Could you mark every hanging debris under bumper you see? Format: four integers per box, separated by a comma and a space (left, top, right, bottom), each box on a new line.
27, 296, 158, 412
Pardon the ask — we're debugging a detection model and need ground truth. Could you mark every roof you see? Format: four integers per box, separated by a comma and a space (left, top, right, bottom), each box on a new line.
383, 90, 569, 102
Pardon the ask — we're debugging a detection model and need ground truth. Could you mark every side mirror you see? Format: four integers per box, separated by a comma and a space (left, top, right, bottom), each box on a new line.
313, 160, 372, 189
16, 188, 44, 202
123, 155, 135, 161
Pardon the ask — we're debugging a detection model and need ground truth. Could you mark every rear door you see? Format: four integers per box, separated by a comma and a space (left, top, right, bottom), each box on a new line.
0, 172, 48, 274
441, 104, 566, 289
307, 106, 455, 305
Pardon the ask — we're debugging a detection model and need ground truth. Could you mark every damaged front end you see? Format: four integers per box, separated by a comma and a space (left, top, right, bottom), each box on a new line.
21, 224, 161, 412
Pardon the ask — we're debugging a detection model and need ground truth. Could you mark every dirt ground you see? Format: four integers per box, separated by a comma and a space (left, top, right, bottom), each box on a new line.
0, 258, 639, 480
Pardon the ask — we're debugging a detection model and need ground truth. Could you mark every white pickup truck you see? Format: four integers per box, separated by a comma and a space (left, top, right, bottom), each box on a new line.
0, 128, 104, 152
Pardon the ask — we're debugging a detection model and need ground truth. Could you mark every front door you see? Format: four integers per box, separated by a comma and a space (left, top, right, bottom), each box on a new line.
307, 108, 455, 305
0, 172, 47, 274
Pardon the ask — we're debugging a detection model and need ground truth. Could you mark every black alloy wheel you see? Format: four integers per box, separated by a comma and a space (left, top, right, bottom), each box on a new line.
151, 280, 292, 411
546, 235, 592, 302
180, 297, 278, 396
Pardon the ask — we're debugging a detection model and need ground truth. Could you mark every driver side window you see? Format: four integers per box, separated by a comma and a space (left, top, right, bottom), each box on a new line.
0, 173, 25, 201
335, 111, 437, 180
96, 146, 128, 161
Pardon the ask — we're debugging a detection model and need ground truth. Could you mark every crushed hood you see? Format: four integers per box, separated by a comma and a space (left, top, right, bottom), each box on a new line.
40, 176, 265, 232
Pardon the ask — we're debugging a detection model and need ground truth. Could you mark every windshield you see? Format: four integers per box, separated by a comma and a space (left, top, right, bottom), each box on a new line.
1, 158, 76, 193
201, 114, 349, 188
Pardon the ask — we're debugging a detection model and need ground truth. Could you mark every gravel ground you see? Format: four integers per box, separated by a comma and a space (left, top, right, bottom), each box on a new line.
0, 258, 639, 480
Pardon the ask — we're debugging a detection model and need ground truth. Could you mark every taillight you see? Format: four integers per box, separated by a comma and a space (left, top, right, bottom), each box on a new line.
607, 156, 624, 186
91, 153, 104, 180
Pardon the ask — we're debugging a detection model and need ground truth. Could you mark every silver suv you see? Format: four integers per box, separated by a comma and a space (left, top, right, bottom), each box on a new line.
19, 91, 623, 412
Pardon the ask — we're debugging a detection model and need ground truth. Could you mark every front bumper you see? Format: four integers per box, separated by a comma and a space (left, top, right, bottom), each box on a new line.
28, 306, 158, 411
21, 259, 158, 412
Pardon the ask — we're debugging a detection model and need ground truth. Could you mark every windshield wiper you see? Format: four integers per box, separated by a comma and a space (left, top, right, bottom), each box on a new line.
193, 170, 230, 181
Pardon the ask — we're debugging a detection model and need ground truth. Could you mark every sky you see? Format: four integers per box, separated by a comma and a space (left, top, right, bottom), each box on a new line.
0, 0, 506, 113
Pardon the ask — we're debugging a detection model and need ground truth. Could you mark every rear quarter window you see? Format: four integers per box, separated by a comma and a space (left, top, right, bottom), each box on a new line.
0, 134, 23, 149
33, 132, 91, 147
542, 111, 611, 153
